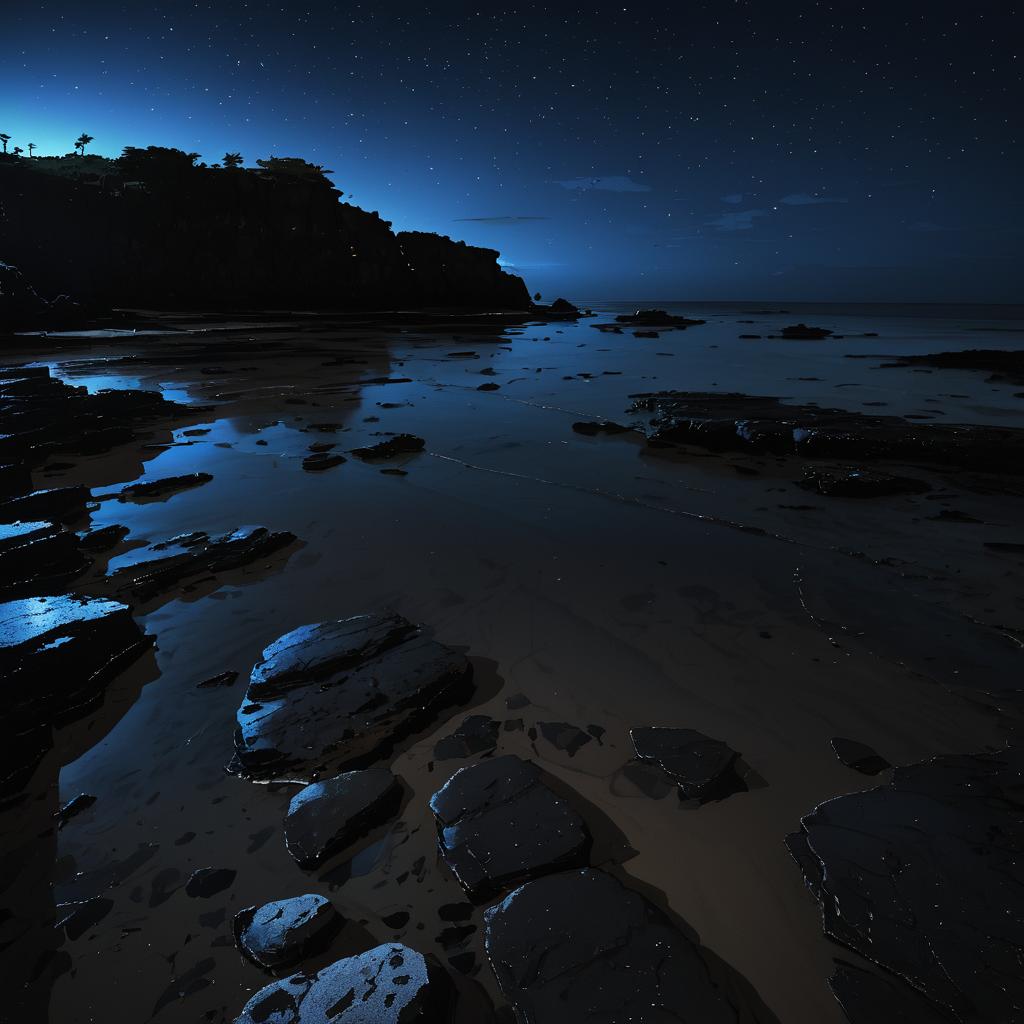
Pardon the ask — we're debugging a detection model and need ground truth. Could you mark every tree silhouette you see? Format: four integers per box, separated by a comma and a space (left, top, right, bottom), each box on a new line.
12, 146, 23, 157
0, 134, 10, 154
27, 143, 36, 157
75, 133, 94, 156
222, 152, 243, 169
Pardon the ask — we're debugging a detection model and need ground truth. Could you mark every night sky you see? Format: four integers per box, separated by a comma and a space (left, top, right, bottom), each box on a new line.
3, 2, 1021, 302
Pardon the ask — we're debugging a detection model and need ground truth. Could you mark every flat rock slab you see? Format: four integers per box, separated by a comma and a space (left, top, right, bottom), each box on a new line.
234, 943, 453, 1024
830, 736, 891, 775
0, 594, 150, 797
0, 485, 91, 524
284, 770, 401, 868
829, 960, 958, 1024
629, 390, 1024, 475
429, 754, 590, 900
787, 746, 1024, 1023
185, 867, 236, 897
107, 525, 296, 602
433, 715, 499, 760
351, 434, 425, 460
0, 519, 90, 594
484, 868, 756, 1023
117, 472, 213, 500
631, 726, 747, 802
234, 894, 342, 970
234, 612, 471, 780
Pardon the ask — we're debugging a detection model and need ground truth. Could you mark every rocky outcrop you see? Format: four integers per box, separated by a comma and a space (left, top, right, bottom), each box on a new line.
234, 612, 472, 780
0, 594, 151, 797
0, 155, 531, 314
233, 944, 453, 1024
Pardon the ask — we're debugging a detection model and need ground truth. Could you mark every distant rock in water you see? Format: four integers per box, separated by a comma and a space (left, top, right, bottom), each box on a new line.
0, 152, 531, 313
117, 472, 213, 501
614, 308, 706, 328
351, 434, 426, 460
780, 323, 833, 339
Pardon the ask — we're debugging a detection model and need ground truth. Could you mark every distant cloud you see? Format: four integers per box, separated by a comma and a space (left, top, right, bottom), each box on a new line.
454, 215, 549, 223
780, 193, 848, 206
556, 175, 651, 193
707, 209, 769, 231
721, 193, 744, 204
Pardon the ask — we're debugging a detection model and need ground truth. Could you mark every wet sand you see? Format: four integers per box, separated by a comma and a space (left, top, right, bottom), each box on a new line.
4, 301, 1023, 1023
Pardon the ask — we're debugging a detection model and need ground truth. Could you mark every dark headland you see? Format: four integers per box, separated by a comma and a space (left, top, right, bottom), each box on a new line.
1, 144, 1023, 1024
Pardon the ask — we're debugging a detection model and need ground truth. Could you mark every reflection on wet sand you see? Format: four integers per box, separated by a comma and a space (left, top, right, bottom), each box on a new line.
1, 301, 1022, 1023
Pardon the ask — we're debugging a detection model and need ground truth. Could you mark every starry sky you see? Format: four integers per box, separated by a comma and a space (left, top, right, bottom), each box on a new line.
2, 2, 1021, 302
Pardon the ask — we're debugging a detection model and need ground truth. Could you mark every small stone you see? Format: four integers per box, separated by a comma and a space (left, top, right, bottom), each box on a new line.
185, 867, 236, 898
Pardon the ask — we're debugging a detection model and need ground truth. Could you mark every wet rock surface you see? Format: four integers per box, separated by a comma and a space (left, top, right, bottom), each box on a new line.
116, 472, 213, 500
631, 726, 748, 802
615, 308, 706, 328
429, 755, 591, 900
433, 715, 500, 760
284, 770, 401, 868
630, 390, 1024, 475
0, 485, 91, 524
233, 894, 342, 971
0, 594, 150, 796
829, 737, 891, 775
233, 943, 453, 1024
484, 868, 765, 1023
829, 960, 958, 1024
787, 746, 1024, 1023
0, 519, 91, 594
234, 612, 472, 779
107, 525, 296, 602
798, 466, 931, 498
185, 867, 237, 897
301, 451, 346, 471
351, 433, 426, 460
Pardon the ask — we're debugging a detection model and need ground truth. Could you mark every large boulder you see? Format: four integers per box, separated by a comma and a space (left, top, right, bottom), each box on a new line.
484, 868, 756, 1023
234, 612, 472, 781
787, 746, 1024, 1023
233, 943, 453, 1023
429, 755, 590, 900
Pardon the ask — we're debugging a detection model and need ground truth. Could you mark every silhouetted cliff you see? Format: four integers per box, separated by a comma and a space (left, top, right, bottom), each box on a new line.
0, 149, 531, 317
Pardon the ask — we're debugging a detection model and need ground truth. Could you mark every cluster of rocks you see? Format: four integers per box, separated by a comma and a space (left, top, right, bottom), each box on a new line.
591, 308, 706, 335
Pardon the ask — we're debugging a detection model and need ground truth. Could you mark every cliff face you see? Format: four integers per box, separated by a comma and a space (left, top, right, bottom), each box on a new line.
0, 157, 531, 313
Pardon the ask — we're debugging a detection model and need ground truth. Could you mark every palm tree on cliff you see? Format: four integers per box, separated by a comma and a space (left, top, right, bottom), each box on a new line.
75, 133, 94, 156
0, 134, 10, 154
27, 142, 36, 157
222, 152, 243, 169
12, 146, 23, 157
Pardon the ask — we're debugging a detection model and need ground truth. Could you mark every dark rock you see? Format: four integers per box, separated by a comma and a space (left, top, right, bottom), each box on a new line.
547, 297, 579, 314
234, 612, 472, 780
571, 420, 632, 436
117, 472, 213, 500
0, 462, 32, 500
185, 867, 236, 898
484, 868, 761, 1022
476, 382, 500, 391
381, 911, 410, 929
0, 594, 150, 797
788, 746, 1024, 1023
505, 693, 530, 710
780, 323, 833, 339
630, 390, 1024, 476
631, 726, 748, 802
614, 308, 706, 328
197, 670, 239, 689
830, 737, 891, 775
79, 523, 129, 551
0, 486, 91, 524
302, 452, 346, 471
429, 755, 591, 900
351, 434, 426, 460
54, 792, 97, 828
234, 894, 342, 971
438, 903, 474, 922
233, 943, 454, 1024
0, 519, 90, 594
538, 721, 592, 756
284, 770, 401, 868
56, 897, 114, 941
876, 349, 1024, 387
437, 924, 476, 949
829, 959, 958, 1024
108, 525, 296, 602
433, 715, 500, 760
798, 466, 930, 498
633, 329, 660, 337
